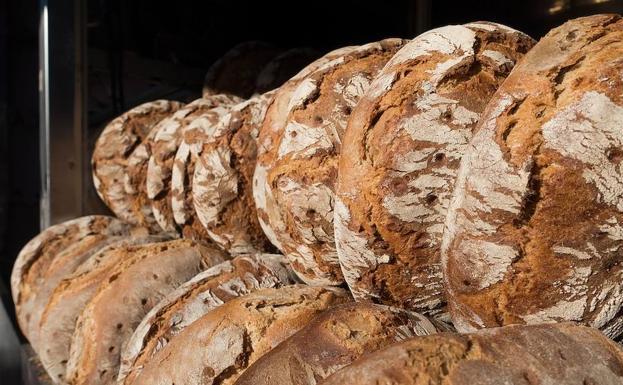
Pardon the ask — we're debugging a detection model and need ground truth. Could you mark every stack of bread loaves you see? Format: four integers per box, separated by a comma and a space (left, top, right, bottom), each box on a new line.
11, 14, 623, 385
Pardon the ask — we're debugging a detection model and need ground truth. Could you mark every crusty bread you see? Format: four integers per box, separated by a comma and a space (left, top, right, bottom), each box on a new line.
92, 100, 183, 220
192, 92, 276, 254
130, 285, 351, 385
258, 39, 407, 286
253, 46, 359, 258
147, 96, 242, 233
319, 323, 623, 385
37, 235, 171, 384
118, 254, 297, 385
10, 216, 137, 343
254, 48, 320, 94
441, 15, 623, 337
202, 41, 281, 98
65, 238, 227, 385
335, 23, 534, 317
234, 302, 442, 385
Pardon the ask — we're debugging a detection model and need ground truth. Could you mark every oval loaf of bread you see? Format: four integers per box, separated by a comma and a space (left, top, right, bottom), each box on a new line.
130, 285, 351, 385
92, 100, 183, 220
192, 92, 276, 254
118, 253, 297, 385
38, 235, 170, 384
319, 323, 623, 385
234, 302, 442, 385
442, 15, 623, 337
65, 239, 228, 385
335, 22, 534, 316
258, 39, 407, 286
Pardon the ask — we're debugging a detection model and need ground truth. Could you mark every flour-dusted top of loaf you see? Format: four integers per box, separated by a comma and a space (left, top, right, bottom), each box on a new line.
37, 234, 170, 384
334, 22, 534, 318
441, 14, 623, 337
319, 323, 623, 385
259, 39, 407, 287
92, 100, 183, 221
234, 302, 442, 385
254, 48, 320, 94
192, 92, 277, 254
203, 41, 281, 99
118, 253, 297, 385
253, 46, 359, 253
65, 238, 227, 385
147, 95, 242, 233
10, 215, 137, 341
130, 285, 351, 385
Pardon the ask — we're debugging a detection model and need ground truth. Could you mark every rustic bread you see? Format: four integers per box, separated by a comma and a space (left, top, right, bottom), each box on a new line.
37, 235, 171, 384
202, 41, 281, 98
334, 23, 534, 317
147, 95, 242, 233
118, 253, 297, 385
260, 39, 407, 286
234, 302, 442, 385
130, 285, 351, 385
65, 238, 228, 385
171, 102, 239, 241
254, 48, 320, 94
192, 92, 277, 254
92, 100, 183, 220
253, 46, 359, 256
319, 323, 623, 385
10, 216, 137, 342
441, 15, 623, 336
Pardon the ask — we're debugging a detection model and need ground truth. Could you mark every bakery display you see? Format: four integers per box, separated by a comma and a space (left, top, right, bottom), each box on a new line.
128, 285, 350, 385
319, 323, 623, 385
234, 302, 442, 385
442, 14, 623, 336
118, 253, 297, 385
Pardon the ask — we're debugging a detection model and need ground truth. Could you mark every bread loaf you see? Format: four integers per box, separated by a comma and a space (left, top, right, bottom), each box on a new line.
234, 302, 442, 385
37, 235, 171, 384
10, 216, 137, 342
147, 95, 242, 233
258, 39, 407, 286
203, 41, 281, 98
254, 48, 320, 94
130, 285, 351, 385
171, 102, 239, 241
334, 23, 534, 316
118, 254, 297, 385
319, 323, 623, 385
65, 238, 228, 385
442, 15, 623, 336
192, 92, 276, 254
92, 100, 183, 220
254, 46, 359, 253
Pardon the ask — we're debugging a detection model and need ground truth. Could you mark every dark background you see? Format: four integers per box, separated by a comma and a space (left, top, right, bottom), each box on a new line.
2, 1, 623, 383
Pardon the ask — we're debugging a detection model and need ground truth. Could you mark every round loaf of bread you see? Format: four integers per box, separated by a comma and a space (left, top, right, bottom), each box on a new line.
254, 48, 320, 94
92, 100, 183, 220
254, 46, 359, 253
38, 235, 171, 384
258, 39, 407, 286
147, 95, 242, 233
130, 285, 351, 385
192, 92, 276, 254
65, 238, 228, 385
319, 323, 623, 385
203, 41, 281, 98
335, 23, 535, 316
171, 102, 239, 241
10, 215, 137, 342
442, 15, 623, 336
118, 253, 297, 385
234, 302, 442, 385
